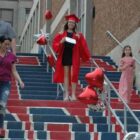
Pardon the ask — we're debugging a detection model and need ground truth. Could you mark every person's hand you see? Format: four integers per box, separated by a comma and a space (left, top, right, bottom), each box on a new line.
19, 81, 25, 89
130, 63, 134, 67
89, 57, 93, 64
75, 33, 80, 39
60, 37, 66, 44
16, 58, 19, 64
128, 62, 133, 67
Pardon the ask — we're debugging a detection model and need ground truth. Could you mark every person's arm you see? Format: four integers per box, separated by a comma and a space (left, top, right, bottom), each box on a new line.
52, 33, 65, 54
119, 60, 125, 71
7, 22, 16, 54
11, 38, 16, 55
78, 32, 91, 61
132, 59, 136, 69
12, 64, 24, 88
119, 59, 130, 71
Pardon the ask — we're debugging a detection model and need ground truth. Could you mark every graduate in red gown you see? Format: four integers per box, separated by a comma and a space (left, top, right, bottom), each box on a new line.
52, 14, 91, 101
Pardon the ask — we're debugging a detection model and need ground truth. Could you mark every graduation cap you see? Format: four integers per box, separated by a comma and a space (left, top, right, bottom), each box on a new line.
65, 14, 80, 23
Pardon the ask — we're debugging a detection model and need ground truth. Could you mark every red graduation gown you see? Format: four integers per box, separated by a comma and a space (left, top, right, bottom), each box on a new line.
52, 31, 91, 83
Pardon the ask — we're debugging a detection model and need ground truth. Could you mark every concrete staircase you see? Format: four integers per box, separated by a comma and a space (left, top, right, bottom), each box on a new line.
3, 53, 139, 139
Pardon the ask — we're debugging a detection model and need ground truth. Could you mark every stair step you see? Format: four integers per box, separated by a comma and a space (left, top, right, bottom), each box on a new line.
4, 53, 139, 140
29, 107, 104, 116
111, 102, 140, 109
17, 56, 39, 65
20, 86, 57, 90
7, 100, 87, 108
8, 106, 105, 116
6, 113, 108, 124
3, 130, 122, 140
4, 121, 122, 132
19, 90, 61, 95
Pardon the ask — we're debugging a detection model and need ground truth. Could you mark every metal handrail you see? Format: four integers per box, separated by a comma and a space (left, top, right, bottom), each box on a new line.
91, 58, 140, 133
105, 31, 140, 133
34, 29, 140, 133
19, 0, 39, 43
106, 30, 140, 65
34, 31, 64, 98
42, 45, 64, 98
40, 30, 140, 133
19, 0, 40, 53
40, 30, 64, 97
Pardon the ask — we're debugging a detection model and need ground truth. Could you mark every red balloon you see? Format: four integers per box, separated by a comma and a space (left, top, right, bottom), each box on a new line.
85, 68, 104, 90
78, 86, 98, 105
44, 10, 53, 20
37, 34, 47, 45
47, 54, 55, 67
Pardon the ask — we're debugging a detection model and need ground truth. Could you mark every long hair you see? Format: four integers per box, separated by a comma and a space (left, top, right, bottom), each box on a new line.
63, 22, 77, 32
0, 35, 6, 43
0, 35, 11, 43
121, 45, 133, 58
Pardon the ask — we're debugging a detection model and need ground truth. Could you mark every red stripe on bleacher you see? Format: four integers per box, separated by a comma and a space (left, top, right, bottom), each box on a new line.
50, 131, 71, 140
28, 131, 34, 139
94, 133, 99, 140
47, 124, 69, 131
17, 56, 39, 65
66, 108, 86, 116
88, 124, 94, 132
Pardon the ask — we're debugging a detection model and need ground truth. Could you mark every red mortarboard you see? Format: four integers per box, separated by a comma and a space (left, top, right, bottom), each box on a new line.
65, 14, 80, 23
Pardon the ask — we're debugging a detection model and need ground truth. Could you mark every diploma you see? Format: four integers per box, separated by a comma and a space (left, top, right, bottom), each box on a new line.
65, 37, 76, 44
